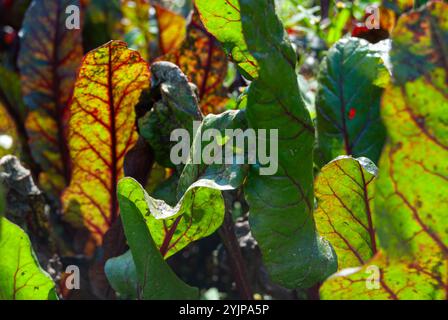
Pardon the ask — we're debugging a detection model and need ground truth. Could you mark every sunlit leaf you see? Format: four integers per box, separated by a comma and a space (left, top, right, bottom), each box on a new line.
108, 107, 248, 297
120, 1, 185, 60
196, 0, 259, 79
315, 156, 378, 270
138, 110, 248, 259
375, 0, 448, 260
120, 0, 152, 59
154, 4, 186, 55
0, 217, 57, 300
18, 0, 83, 194
117, 178, 199, 299
159, 110, 248, 258
325, 7, 351, 45
120, 175, 225, 260
321, 250, 446, 299
61, 41, 150, 244
163, 13, 228, 115
214, 0, 337, 289
321, 2, 448, 299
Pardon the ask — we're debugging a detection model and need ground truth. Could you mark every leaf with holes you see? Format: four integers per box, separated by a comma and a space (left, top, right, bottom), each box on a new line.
321, 2, 448, 300
0, 217, 57, 300
61, 41, 150, 244
315, 156, 378, 270
18, 0, 83, 194
315, 37, 389, 167
195, 0, 258, 79
163, 13, 228, 115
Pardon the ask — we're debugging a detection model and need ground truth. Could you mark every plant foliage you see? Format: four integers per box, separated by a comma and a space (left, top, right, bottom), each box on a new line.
0, 0, 445, 301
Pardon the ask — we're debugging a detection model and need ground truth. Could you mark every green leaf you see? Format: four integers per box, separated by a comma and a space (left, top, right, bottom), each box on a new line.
375, 0, 448, 262
195, 0, 259, 79
133, 110, 248, 259
113, 109, 248, 298
390, 2, 447, 86
321, 251, 446, 300
83, 0, 122, 52
325, 8, 351, 46
315, 37, 389, 167
151, 173, 179, 207
0, 217, 57, 300
117, 179, 199, 300
315, 156, 378, 270
321, 2, 448, 300
225, 0, 337, 289
105, 250, 138, 300
177, 109, 249, 197
142, 179, 225, 259
120, 0, 152, 59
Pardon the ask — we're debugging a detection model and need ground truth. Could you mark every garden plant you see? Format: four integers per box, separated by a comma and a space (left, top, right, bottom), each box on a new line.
0, 0, 446, 300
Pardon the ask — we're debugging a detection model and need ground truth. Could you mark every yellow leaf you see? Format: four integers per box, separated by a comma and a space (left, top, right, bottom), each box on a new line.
62, 41, 150, 244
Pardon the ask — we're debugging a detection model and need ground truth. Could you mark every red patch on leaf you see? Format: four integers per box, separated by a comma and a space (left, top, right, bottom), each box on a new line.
3, 30, 15, 45
348, 108, 356, 120
2, 26, 16, 45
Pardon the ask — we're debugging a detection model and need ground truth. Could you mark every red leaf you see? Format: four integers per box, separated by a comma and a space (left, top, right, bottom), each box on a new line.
18, 0, 83, 194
